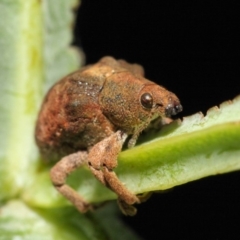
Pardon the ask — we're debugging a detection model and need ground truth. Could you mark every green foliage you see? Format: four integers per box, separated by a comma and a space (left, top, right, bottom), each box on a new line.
0, 0, 239, 239
23, 96, 240, 207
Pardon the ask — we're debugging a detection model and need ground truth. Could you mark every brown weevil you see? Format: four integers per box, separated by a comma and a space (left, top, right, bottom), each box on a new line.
35, 56, 182, 216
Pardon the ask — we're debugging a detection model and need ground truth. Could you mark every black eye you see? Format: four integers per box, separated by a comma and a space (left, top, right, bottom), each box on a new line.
141, 93, 153, 109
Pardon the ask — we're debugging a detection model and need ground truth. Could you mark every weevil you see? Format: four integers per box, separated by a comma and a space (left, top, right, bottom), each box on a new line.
35, 56, 182, 216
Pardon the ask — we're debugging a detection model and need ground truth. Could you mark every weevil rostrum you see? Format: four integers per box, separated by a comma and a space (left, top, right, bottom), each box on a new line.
35, 56, 182, 216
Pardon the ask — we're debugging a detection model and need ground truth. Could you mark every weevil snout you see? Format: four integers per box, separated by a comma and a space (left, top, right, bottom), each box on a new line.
165, 98, 183, 117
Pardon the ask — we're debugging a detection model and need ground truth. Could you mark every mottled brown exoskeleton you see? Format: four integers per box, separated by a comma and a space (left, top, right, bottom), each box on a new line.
35, 56, 182, 216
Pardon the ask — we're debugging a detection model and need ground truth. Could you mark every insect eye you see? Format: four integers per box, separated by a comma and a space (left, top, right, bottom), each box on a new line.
140, 93, 153, 109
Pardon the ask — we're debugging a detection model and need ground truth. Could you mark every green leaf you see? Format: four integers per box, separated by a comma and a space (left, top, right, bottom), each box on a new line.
23, 96, 240, 207
0, 200, 90, 240
0, 200, 141, 240
0, 0, 43, 199
0, 0, 81, 200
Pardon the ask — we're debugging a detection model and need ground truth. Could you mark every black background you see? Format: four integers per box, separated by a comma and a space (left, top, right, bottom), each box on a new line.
74, 1, 240, 239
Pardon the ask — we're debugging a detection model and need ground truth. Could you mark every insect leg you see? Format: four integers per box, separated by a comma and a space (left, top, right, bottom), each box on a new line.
88, 131, 140, 216
50, 151, 92, 213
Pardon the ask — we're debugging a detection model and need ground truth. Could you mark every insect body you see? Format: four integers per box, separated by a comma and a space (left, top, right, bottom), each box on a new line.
35, 56, 182, 215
